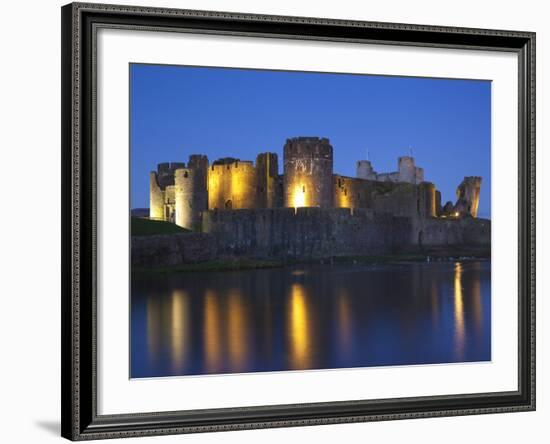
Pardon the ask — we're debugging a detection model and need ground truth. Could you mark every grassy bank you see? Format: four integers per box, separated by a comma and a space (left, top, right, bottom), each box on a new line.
131, 217, 190, 236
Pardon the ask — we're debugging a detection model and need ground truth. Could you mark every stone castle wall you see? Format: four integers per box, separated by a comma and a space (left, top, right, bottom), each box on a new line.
208, 160, 257, 210
202, 207, 395, 259
413, 216, 491, 249
132, 232, 217, 268
255, 152, 280, 208
132, 208, 490, 267
202, 208, 489, 259
283, 137, 333, 208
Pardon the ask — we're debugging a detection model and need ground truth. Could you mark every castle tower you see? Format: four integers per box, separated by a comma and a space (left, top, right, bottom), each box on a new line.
149, 172, 164, 220
283, 137, 333, 208
174, 155, 209, 230
454, 176, 482, 217
256, 152, 279, 208
149, 162, 185, 221
208, 158, 257, 210
398, 156, 416, 183
418, 182, 437, 218
356, 160, 377, 180
396, 156, 424, 184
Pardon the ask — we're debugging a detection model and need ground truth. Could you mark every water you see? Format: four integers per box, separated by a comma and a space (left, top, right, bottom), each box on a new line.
131, 260, 491, 378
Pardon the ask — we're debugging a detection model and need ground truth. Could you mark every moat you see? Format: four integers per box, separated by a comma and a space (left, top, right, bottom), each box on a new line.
130, 260, 491, 378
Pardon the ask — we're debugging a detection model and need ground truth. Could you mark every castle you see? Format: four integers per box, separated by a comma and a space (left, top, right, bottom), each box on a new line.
149, 137, 482, 231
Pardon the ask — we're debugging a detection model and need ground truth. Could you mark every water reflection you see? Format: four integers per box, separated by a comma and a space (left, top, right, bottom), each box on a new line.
170, 289, 189, 373
453, 262, 465, 360
337, 290, 353, 358
131, 261, 491, 378
288, 283, 312, 369
204, 290, 222, 373
227, 290, 248, 372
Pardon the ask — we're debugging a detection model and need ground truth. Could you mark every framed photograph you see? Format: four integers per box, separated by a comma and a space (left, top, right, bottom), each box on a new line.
61, 2, 535, 440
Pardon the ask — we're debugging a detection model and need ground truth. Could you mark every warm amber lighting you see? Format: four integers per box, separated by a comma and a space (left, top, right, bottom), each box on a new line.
292, 184, 306, 209
204, 290, 222, 373
454, 262, 465, 359
288, 283, 311, 368
170, 289, 189, 372
227, 291, 248, 372
454, 212, 460, 217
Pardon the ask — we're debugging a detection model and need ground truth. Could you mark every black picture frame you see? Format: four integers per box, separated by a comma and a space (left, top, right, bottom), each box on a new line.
61, 2, 536, 440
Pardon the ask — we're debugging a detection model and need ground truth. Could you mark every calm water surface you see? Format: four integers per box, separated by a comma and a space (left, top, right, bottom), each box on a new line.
131, 261, 491, 378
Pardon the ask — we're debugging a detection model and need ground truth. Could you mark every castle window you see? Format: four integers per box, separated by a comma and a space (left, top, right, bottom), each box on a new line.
225, 199, 232, 209
302, 186, 306, 193
184, 171, 188, 178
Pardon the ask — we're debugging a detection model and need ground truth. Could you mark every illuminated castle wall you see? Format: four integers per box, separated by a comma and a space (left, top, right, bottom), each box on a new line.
149, 137, 482, 230
283, 137, 333, 209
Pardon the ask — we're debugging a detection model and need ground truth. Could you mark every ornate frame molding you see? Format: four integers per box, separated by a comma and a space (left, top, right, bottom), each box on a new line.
61, 2, 535, 440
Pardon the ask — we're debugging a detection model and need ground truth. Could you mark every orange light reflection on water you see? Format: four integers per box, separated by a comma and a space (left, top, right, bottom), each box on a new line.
454, 262, 465, 360
288, 283, 311, 369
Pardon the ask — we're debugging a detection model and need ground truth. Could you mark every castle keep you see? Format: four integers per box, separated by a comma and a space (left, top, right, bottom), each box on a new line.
136, 137, 490, 267
149, 136, 482, 230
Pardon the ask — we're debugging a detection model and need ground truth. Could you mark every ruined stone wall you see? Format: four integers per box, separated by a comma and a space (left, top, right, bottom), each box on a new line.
373, 156, 424, 184
413, 217, 491, 250
370, 181, 418, 218
283, 137, 333, 208
156, 162, 185, 188
202, 207, 395, 259
369, 180, 436, 219
133, 209, 491, 267
454, 176, 482, 217
356, 160, 377, 180
208, 160, 257, 210
376, 172, 400, 182
333, 175, 373, 209
418, 182, 436, 218
131, 232, 217, 268
149, 162, 185, 221
149, 172, 165, 220
256, 152, 279, 208
435, 190, 443, 216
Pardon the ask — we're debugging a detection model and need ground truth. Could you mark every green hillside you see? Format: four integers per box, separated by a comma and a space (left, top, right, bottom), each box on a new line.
131, 217, 190, 236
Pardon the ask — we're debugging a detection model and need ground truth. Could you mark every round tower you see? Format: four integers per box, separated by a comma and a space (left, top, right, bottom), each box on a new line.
283, 137, 333, 208
175, 165, 208, 230
418, 182, 436, 218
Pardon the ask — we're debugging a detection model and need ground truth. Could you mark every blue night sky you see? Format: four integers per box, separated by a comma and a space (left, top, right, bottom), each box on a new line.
130, 64, 491, 218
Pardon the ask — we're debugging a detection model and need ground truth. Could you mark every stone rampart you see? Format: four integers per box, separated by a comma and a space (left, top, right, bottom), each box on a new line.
132, 210, 491, 268
132, 233, 217, 268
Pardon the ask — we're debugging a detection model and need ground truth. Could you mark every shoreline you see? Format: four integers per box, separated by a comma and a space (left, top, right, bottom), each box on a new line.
132, 250, 490, 274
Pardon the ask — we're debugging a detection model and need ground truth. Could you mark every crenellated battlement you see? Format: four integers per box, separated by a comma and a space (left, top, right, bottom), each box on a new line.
148, 137, 483, 230
284, 137, 333, 159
